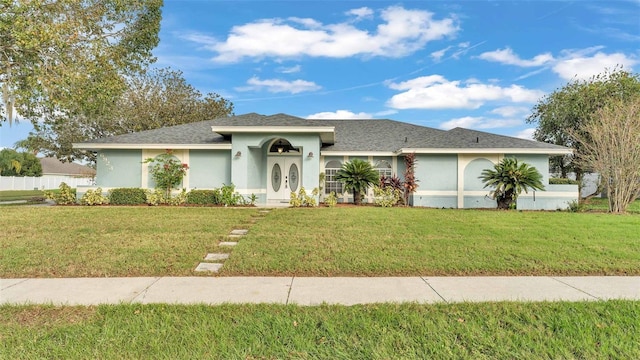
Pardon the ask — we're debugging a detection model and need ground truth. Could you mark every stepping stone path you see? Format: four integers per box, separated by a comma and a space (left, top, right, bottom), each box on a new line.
194, 213, 263, 272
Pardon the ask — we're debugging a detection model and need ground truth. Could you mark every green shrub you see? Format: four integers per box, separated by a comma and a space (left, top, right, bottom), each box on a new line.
80, 188, 109, 206
186, 189, 221, 205
145, 189, 165, 206
290, 187, 319, 207
44, 182, 76, 205
220, 184, 245, 206
109, 188, 147, 205
566, 200, 585, 212
324, 191, 339, 207
168, 189, 187, 206
373, 186, 402, 207
549, 178, 580, 185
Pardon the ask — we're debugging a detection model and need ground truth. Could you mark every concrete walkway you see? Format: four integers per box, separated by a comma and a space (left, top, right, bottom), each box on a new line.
2, 276, 638, 306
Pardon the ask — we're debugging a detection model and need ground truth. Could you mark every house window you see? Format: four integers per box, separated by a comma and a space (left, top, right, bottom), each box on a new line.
374, 160, 393, 179
324, 160, 343, 194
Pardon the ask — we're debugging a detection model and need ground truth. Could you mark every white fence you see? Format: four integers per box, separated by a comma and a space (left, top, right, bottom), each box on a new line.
0, 175, 95, 191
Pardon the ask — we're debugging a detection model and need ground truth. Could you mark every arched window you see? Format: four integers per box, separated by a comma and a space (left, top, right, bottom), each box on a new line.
269, 138, 299, 154
374, 160, 392, 179
324, 160, 343, 194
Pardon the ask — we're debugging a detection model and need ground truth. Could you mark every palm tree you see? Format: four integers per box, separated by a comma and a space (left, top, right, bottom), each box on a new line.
335, 159, 379, 205
479, 158, 545, 210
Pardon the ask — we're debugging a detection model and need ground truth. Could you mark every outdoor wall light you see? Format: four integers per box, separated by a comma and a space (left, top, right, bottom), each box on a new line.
307, 152, 314, 158
235, 151, 242, 158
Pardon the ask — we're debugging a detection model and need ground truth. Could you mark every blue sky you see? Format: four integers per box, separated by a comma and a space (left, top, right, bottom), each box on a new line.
1, 0, 638, 149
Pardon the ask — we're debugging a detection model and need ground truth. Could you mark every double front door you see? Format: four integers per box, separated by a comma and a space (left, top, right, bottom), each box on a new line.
267, 157, 301, 202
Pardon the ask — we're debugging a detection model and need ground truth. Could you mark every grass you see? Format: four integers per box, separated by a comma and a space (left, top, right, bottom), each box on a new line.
583, 198, 640, 213
222, 207, 640, 276
0, 207, 259, 277
0, 189, 52, 202
1, 301, 638, 359
1, 206, 639, 277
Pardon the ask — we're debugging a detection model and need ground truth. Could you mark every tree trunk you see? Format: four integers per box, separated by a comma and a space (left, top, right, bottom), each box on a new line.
353, 190, 361, 205
497, 190, 515, 210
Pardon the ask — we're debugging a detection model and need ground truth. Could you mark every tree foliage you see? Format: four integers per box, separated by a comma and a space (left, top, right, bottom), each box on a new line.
526, 68, 640, 194
574, 96, 640, 213
0, 148, 42, 176
0, 0, 163, 125
479, 158, 545, 210
335, 159, 379, 205
22, 68, 234, 163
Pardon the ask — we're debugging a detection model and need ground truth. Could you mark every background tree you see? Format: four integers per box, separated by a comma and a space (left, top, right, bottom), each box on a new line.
0, 148, 42, 176
1, 0, 162, 125
336, 159, 379, 205
526, 68, 640, 197
479, 158, 545, 210
574, 96, 640, 213
23, 68, 234, 164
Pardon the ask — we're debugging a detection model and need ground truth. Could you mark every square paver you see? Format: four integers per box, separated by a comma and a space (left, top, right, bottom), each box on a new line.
195, 263, 223, 273
219, 241, 238, 246
230, 229, 248, 235
204, 253, 230, 261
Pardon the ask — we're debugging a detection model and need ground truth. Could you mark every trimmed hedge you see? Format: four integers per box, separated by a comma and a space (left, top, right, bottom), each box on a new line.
109, 188, 147, 205
186, 189, 221, 205
549, 178, 580, 185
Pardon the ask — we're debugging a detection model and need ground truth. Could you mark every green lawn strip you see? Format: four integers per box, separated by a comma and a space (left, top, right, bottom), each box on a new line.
584, 198, 640, 213
0, 207, 257, 277
222, 207, 640, 276
0, 189, 51, 202
1, 301, 637, 359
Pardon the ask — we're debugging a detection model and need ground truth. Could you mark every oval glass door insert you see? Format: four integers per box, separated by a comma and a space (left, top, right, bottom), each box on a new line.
289, 163, 299, 192
272, 163, 281, 192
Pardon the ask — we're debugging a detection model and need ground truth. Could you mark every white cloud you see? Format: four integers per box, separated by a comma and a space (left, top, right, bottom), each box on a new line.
374, 109, 398, 117
514, 128, 536, 140
489, 106, 530, 118
552, 51, 637, 80
387, 75, 544, 110
306, 110, 372, 119
439, 116, 522, 130
478, 47, 554, 67
346, 7, 374, 20
186, 6, 459, 63
430, 46, 451, 61
236, 76, 321, 94
277, 64, 301, 74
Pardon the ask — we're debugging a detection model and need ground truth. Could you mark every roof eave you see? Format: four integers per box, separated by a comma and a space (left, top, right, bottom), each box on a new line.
72, 143, 233, 151
397, 148, 573, 155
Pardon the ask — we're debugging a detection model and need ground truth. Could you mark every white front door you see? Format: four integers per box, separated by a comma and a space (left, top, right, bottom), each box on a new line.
267, 157, 301, 202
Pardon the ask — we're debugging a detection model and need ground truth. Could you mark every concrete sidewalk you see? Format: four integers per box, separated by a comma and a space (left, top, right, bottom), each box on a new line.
1, 276, 638, 306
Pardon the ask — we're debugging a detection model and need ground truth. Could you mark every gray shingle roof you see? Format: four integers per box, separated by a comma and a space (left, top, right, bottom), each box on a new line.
40, 157, 96, 176
78, 113, 568, 152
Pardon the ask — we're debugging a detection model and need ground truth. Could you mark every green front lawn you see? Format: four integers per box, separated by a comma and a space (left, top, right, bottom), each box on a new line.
0, 207, 259, 277
1, 207, 638, 277
583, 198, 640, 213
1, 301, 638, 359
0, 189, 50, 202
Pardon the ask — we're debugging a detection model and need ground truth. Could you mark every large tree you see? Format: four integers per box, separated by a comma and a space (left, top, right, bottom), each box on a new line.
0, 148, 42, 176
574, 96, 640, 213
526, 68, 640, 196
22, 68, 234, 163
1, 0, 162, 125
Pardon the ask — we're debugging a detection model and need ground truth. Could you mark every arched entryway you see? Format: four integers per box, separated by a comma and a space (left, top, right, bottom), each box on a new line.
266, 138, 302, 203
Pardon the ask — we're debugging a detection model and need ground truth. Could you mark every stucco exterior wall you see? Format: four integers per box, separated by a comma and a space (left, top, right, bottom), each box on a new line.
96, 150, 142, 188
189, 149, 231, 189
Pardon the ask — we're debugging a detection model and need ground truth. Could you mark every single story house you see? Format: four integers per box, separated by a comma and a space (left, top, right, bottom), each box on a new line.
74, 113, 578, 209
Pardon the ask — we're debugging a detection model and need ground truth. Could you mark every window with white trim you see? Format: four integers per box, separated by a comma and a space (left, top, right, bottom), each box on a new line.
324, 160, 343, 194
374, 160, 393, 179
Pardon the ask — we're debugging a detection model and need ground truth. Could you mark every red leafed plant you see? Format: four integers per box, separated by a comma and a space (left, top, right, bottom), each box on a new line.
403, 153, 418, 205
